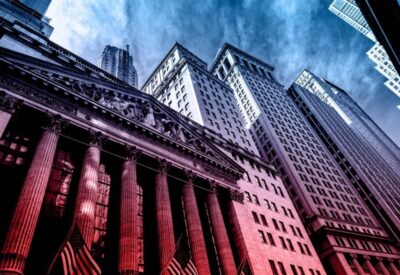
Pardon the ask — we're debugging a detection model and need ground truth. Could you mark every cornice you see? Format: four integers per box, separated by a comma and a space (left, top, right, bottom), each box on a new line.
0, 52, 245, 183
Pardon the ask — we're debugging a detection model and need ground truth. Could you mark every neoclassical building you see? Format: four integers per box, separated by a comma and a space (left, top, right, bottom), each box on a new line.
0, 43, 247, 274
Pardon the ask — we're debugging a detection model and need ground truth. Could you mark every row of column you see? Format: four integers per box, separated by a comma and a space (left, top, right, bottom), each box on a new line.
0, 113, 242, 274
351, 254, 400, 275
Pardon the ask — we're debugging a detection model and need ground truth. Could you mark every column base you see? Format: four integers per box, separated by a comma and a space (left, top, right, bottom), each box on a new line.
0, 253, 25, 275
119, 270, 140, 275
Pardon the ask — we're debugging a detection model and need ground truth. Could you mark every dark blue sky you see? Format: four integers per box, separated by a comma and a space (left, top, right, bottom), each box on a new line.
46, 0, 400, 146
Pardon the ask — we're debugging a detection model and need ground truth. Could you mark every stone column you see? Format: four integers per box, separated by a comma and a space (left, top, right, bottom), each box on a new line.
0, 92, 20, 139
181, 170, 210, 275
376, 258, 390, 275
329, 253, 354, 275
364, 256, 378, 275
351, 254, 366, 275
73, 130, 104, 250
0, 114, 64, 274
119, 146, 140, 275
206, 182, 236, 275
155, 159, 175, 274
389, 259, 400, 275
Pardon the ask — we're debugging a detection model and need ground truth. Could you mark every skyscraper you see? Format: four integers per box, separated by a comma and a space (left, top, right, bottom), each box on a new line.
142, 43, 259, 155
367, 43, 400, 99
98, 45, 138, 88
211, 43, 400, 274
19, 0, 52, 15
142, 43, 326, 274
329, 0, 400, 109
329, 0, 376, 41
292, 69, 400, 242
355, 0, 400, 75
0, 0, 53, 37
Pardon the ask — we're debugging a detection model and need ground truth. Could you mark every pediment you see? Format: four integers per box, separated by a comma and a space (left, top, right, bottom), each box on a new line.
0, 48, 244, 177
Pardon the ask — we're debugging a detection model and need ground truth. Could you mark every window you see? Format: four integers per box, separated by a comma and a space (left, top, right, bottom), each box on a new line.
279, 236, 287, 249
279, 221, 287, 233
253, 194, 260, 205
259, 230, 267, 243
287, 239, 295, 251
245, 192, 252, 202
43, 150, 74, 218
290, 265, 298, 275
260, 214, 268, 226
297, 242, 305, 254
272, 219, 279, 230
304, 244, 312, 256
267, 232, 276, 246
252, 211, 260, 224
278, 262, 287, 275
296, 227, 304, 238
269, 260, 279, 275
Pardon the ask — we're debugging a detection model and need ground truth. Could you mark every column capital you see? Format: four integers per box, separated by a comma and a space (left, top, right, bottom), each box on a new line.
363, 255, 371, 261
0, 91, 21, 113
124, 145, 141, 161
376, 257, 384, 262
350, 254, 359, 260
228, 189, 244, 204
88, 129, 106, 147
44, 113, 68, 134
156, 158, 171, 175
208, 179, 218, 193
183, 169, 196, 183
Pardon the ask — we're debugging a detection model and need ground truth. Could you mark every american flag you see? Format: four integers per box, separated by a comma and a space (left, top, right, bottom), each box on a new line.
166, 237, 198, 275
59, 224, 101, 275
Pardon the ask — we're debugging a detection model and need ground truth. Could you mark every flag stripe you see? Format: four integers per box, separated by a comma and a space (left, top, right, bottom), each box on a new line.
59, 224, 101, 275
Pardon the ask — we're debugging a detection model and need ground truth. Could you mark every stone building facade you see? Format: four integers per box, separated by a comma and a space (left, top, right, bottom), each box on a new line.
142, 43, 326, 275
292, 70, 400, 243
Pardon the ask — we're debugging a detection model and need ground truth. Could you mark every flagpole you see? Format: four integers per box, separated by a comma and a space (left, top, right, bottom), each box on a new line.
159, 233, 184, 275
46, 222, 77, 275
236, 250, 249, 275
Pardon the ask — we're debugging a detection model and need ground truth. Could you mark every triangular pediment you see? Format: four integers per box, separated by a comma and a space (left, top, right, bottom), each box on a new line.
0, 47, 244, 177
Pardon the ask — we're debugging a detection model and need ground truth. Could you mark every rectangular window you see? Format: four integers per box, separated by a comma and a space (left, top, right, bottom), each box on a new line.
287, 239, 295, 251
258, 230, 267, 243
278, 262, 287, 275
252, 211, 260, 224
279, 236, 287, 249
267, 233, 276, 246
260, 214, 268, 226
272, 219, 280, 230
269, 260, 279, 275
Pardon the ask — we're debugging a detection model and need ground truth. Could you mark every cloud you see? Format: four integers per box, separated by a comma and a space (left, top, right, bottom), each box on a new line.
46, 0, 400, 146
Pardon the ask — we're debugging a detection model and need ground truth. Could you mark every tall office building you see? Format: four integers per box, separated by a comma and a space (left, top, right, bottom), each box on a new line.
142, 43, 259, 156
329, 0, 400, 109
329, 0, 376, 41
367, 43, 400, 99
355, 0, 400, 75
292, 69, 400, 243
98, 45, 138, 88
19, 0, 52, 15
0, 0, 53, 37
211, 43, 400, 275
142, 43, 326, 274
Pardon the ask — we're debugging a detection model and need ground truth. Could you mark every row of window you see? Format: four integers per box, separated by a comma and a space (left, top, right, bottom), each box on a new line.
258, 228, 312, 256
269, 259, 321, 275
252, 211, 304, 239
